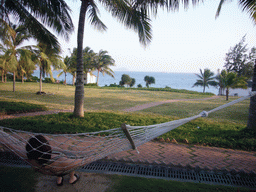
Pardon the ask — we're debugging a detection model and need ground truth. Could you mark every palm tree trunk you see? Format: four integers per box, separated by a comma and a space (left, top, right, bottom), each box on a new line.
22, 72, 24, 83
39, 68, 43, 93
97, 70, 100, 86
1, 70, 3, 83
13, 71, 15, 92
64, 72, 67, 85
226, 88, 229, 101
247, 62, 256, 131
74, 0, 89, 117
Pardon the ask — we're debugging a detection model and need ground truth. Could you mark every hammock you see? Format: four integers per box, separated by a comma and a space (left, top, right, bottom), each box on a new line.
0, 91, 255, 176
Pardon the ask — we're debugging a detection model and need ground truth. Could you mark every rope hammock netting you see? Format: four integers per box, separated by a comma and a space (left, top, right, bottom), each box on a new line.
0, 91, 255, 176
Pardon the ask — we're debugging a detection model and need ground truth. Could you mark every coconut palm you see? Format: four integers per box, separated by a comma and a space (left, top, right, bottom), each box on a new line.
0, 22, 34, 91
218, 70, 247, 101
73, 0, 171, 117
192, 69, 218, 93
216, 0, 256, 129
1, 0, 74, 51
94, 50, 115, 86
57, 56, 70, 85
32, 43, 65, 94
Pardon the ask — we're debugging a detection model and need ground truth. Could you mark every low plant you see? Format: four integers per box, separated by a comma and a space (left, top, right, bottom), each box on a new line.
0, 101, 47, 115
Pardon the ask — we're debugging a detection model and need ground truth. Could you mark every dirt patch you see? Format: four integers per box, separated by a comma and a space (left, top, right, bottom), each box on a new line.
35, 172, 114, 192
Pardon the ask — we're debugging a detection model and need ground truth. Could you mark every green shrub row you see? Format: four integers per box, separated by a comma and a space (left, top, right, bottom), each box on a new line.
0, 112, 254, 151
0, 101, 47, 115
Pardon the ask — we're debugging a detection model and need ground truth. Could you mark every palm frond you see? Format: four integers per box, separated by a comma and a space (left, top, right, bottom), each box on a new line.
88, 0, 108, 31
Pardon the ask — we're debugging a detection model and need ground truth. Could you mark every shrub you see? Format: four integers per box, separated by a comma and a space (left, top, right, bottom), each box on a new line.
84, 83, 97, 87
43, 77, 56, 83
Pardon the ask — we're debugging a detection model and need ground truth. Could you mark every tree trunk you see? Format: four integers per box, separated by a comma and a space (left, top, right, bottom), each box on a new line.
13, 71, 15, 92
74, 0, 89, 117
1, 70, 3, 83
247, 62, 256, 130
97, 70, 100, 86
39, 68, 43, 93
64, 72, 67, 85
22, 72, 24, 83
203, 86, 205, 93
226, 88, 229, 101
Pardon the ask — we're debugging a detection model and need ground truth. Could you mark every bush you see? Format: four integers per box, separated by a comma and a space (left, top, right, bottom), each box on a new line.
105, 83, 124, 87
0, 101, 47, 115
43, 77, 55, 83
137, 84, 142, 88
84, 83, 98, 87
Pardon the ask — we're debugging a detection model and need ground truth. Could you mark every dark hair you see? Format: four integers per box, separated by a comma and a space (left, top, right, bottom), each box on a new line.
26, 135, 52, 165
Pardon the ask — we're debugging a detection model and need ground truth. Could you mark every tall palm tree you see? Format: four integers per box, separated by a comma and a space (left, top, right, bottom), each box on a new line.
1, 0, 74, 51
192, 69, 218, 93
0, 22, 33, 92
74, 0, 169, 117
94, 50, 115, 86
216, 0, 256, 130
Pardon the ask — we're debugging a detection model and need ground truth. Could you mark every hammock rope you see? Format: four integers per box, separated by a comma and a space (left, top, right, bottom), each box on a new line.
0, 91, 255, 176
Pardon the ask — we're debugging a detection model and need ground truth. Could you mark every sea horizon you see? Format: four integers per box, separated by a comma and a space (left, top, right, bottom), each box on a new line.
32, 70, 219, 95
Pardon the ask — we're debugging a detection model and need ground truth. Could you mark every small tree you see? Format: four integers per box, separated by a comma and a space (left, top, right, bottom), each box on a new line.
218, 70, 248, 100
129, 78, 135, 87
224, 36, 256, 79
120, 74, 132, 87
144, 76, 155, 88
192, 69, 218, 93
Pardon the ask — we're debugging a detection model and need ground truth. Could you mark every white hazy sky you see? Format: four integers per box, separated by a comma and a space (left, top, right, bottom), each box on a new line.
58, 0, 256, 73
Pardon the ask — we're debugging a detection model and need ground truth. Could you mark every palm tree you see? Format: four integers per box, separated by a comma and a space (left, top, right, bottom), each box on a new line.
17, 49, 36, 83
74, 0, 166, 117
0, 22, 33, 92
1, 0, 74, 51
32, 43, 65, 94
192, 69, 218, 93
94, 50, 115, 86
216, 0, 256, 130
218, 70, 247, 100
57, 56, 70, 85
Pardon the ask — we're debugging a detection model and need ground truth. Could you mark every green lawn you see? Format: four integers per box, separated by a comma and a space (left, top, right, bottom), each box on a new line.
0, 82, 213, 111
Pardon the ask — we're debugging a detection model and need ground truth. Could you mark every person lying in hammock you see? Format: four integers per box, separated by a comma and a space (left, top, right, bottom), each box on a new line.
26, 135, 82, 186
0, 131, 84, 186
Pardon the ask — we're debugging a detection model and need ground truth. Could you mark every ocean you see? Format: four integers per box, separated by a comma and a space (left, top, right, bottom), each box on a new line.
32, 70, 219, 95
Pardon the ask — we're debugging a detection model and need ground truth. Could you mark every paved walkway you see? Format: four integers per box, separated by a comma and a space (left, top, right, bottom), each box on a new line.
1, 97, 256, 176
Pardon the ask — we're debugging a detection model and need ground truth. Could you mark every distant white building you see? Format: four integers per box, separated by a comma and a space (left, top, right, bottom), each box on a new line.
84, 72, 96, 84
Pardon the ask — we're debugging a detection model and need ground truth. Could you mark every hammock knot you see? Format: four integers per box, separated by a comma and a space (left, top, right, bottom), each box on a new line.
200, 111, 208, 117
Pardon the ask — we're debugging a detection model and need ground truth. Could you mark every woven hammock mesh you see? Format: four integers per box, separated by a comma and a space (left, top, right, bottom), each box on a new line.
0, 91, 255, 176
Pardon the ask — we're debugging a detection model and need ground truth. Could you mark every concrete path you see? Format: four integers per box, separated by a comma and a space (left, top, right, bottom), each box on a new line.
122, 96, 219, 112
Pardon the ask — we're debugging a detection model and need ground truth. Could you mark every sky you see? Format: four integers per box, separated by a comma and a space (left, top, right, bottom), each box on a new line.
58, 0, 256, 73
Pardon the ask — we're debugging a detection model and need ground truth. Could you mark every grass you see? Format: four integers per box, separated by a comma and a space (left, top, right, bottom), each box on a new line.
0, 166, 251, 192
0, 100, 47, 115
0, 166, 38, 192
108, 175, 251, 192
142, 97, 250, 124
0, 82, 213, 111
